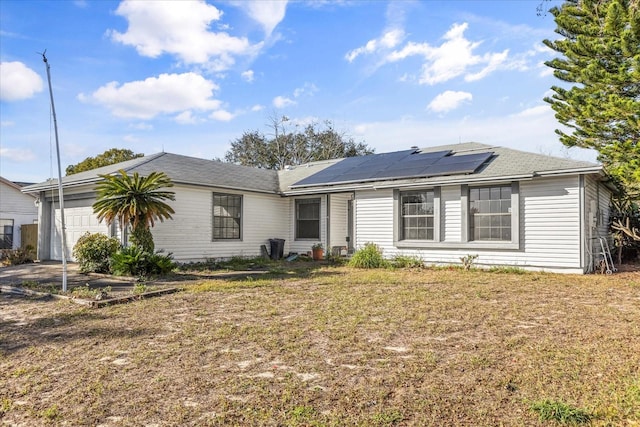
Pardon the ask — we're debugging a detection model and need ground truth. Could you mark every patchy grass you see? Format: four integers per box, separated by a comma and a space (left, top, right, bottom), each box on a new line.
1, 266, 639, 426
530, 399, 592, 424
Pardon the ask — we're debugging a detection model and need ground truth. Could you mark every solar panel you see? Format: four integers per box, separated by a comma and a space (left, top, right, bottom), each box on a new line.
291, 149, 493, 187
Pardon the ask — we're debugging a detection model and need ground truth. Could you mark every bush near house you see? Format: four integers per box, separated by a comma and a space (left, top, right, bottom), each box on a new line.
72, 232, 121, 274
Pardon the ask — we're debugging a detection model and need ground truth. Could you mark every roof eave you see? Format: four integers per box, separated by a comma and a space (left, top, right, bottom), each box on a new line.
283, 167, 604, 194
533, 166, 603, 177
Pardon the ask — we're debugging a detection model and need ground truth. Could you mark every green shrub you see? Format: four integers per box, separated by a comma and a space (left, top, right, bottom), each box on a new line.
110, 246, 175, 277
72, 233, 121, 273
391, 255, 423, 268
348, 242, 388, 269
530, 399, 592, 424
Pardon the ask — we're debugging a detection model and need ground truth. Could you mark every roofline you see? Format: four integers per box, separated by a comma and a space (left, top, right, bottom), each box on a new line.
2, 176, 37, 197
22, 175, 282, 196
284, 166, 605, 194
533, 166, 603, 176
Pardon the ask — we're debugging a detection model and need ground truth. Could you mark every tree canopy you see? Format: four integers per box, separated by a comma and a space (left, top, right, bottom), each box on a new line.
66, 148, 144, 175
543, 0, 640, 196
224, 118, 374, 170
93, 170, 175, 253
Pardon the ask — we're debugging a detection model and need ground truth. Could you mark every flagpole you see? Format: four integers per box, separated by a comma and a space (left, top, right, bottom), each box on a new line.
41, 51, 68, 292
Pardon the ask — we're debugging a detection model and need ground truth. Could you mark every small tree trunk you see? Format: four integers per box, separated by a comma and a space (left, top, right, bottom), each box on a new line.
130, 226, 154, 253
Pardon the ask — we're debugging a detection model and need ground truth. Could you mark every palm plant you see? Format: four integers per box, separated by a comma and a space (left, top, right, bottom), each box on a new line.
93, 170, 176, 253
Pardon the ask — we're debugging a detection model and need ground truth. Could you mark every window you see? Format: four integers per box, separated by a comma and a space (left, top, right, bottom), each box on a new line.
400, 190, 435, 240
213, 193, 242, 240
296, 198, 320, 239
0, 219, 14, 249
469, 186, 512, 241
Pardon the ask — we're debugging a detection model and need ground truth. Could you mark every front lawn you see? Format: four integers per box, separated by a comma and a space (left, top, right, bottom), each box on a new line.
1, 266, 638, 426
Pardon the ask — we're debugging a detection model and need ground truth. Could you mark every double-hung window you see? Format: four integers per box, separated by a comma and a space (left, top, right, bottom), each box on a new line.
0, 219, 14, 249
469, 186, 512, 241
295, 198, 320, 239
400, 190, 435, 240
213, 193, 242, 240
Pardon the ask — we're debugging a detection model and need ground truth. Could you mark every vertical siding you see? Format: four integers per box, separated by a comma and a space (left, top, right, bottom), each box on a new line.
152, 186, 289, 262
329, 193, 350, 251
441, 185, 461, 242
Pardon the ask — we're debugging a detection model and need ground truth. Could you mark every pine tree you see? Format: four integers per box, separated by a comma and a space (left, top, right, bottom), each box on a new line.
543, 0, 640, 196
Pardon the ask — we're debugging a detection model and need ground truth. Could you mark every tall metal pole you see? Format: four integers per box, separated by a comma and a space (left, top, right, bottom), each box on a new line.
42, 51, 68, 292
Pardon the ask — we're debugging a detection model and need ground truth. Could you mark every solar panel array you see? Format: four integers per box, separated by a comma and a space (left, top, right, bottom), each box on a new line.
291, 149, 494, 188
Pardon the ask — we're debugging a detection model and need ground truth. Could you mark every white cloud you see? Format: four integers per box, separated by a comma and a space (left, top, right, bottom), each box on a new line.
109, 0, 260, 70
80, 72, 221, 119
0, 147, 36, 162
210, 109, 235, 121
273, 95, 296, 108
511, 104, 551, 118
0, 62, 43, 101
345, 28, 405, 62
428, 91, 472, 113
293, 83, 318, 98
174, 111, 198, 124
251, 104, 264, 112
464, 50, 509, 82
350, 22, 515, 85
129, 122, 154, 130
351, 105, 598, 163
241, 70, 255, 82
233, 0, 288, 36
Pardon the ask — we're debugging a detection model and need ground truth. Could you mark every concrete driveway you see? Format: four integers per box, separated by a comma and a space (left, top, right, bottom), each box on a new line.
0, 261, 137, 292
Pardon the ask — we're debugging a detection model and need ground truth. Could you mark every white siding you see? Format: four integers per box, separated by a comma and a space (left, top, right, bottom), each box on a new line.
152, 186, 289, 262
441, 185, 461, 242
354, 190, 396, 255
353, 176, 588, 273
0, 181, 38, 249
519, 176, 581, 268
329, 193, 351, 252
584, 175, 612, 272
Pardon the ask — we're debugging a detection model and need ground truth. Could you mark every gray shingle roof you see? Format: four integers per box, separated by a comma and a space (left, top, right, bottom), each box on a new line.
278, 142, 602, 194
22, 143, 603, 196
22, 153, 280, 194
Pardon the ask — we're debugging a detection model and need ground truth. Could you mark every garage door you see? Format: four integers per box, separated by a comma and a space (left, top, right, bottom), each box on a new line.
51, 202, 110, 261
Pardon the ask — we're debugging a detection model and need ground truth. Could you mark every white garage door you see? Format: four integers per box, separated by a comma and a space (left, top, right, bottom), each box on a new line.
51, 203, 110, 261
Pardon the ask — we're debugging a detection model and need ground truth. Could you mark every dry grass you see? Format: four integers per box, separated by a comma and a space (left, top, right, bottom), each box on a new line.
1, 266, 639, 426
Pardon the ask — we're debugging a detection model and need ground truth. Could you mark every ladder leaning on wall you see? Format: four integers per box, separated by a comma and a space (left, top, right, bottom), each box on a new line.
598, 237, 616, 275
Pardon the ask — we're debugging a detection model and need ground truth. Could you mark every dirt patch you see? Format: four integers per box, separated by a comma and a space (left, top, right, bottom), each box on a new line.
1, 266, 639, 426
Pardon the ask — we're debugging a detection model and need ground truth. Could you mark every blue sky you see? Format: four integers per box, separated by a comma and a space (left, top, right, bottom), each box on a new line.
1, 0, 595, 183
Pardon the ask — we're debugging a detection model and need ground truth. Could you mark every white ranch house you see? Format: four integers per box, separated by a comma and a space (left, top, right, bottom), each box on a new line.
1, 176, 38, 250
22, 142, 612, 274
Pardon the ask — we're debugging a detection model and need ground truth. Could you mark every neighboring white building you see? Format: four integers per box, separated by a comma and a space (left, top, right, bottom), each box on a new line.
22, 143, 613, 273
0, 176, 38, 250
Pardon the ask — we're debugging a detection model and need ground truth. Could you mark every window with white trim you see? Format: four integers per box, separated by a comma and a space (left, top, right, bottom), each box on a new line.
0, 219, 14, 249
469, 185, 512, 241
400, 190, 435, 240
213, 193, 242, 240
295, 198, 320, 239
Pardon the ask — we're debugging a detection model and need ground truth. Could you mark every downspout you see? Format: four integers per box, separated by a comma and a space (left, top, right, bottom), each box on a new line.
326, 194, 331, 254
579, 175, 587, 273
